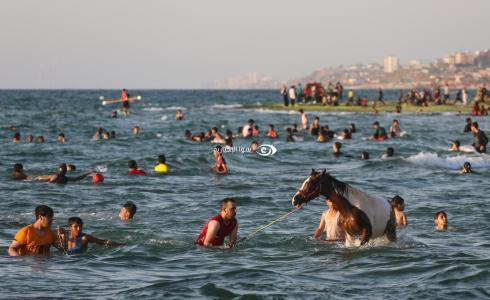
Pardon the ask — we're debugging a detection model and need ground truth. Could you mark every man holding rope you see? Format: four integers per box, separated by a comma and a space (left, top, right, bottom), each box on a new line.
196, 198, 238, 248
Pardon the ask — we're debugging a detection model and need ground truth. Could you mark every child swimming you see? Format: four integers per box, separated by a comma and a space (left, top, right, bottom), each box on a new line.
391, 195, 407, 227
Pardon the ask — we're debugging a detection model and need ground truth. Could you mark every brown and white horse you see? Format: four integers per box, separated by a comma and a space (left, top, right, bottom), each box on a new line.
292, 169, 396, 246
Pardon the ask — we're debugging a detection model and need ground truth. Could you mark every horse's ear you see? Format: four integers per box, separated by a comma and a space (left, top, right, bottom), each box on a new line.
311, 169, 316, 175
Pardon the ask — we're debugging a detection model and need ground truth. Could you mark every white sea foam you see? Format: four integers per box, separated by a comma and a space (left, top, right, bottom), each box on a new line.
209, 103, 243, 109
405, 152, 490, 169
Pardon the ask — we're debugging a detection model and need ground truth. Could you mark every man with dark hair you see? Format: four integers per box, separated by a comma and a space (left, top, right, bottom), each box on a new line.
128, 160, 146, 175
35, 163, 91, 183
196, 198, 238, 247
12, 163, 29, 180
8, 205, 60, 256
463, 118, 472, 133
119, 201, 137, 220
471, 122, 488, 153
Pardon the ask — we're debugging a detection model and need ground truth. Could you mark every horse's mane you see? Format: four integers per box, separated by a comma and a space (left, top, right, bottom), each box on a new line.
318, 172, 349, 197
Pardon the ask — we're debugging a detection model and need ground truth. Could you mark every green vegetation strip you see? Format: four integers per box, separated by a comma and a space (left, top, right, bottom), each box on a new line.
245, 102, 472, 113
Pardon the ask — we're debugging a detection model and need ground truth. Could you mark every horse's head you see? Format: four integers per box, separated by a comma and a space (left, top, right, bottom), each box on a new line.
292, 169, 348, 207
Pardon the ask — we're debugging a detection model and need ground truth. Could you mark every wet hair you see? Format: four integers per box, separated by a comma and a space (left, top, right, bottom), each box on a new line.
463, 162, 471, 169
219, 197, 235, 210
36, 136, 45, 143
392, 119, 399, 124
128, 160, 137, 169
434, 210, 447, 220
59, 163, 67, 173
391, 195, 405, 210
35, 205, 54, 219
269, 124, 275, 129
123, 201, 137, 217
251, 140, 258, 146
361, 152, 370, 159
68, 217, 83, 226
372, 121, 380, 126
58, 133, 65, 138
13, 163, 23, 172
453, 140, 460, 147
185, 130, 192, 137
349, 123, 356, 133
158, 154, 166, 163
225, 129, 233, 137
386, 147, 394, 157
466, 118, 472, 122
67, 164, 76, 171
212, 127, 218, 132
237, 127, 243, 134
299, 109, 304, 113
334, 142, 342, 149
248, 119, 255, 124
472, 122, 479, 129
13, 132, 20, 139
214, 145, 223, 153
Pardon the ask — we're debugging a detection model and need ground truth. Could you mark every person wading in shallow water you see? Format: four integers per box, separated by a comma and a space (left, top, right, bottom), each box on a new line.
196, 198, 238, 248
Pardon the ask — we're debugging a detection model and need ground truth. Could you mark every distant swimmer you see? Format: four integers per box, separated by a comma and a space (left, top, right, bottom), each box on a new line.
36, 136, 45, 143
34, 163, 92, 184
463, 118, 472, 133
176, 109, 184, 120
12, 132, 21, 143
57, 133, 66, 143
389, 119, 402, 138
299, 109, 309, 130
449, 140, 460, 151
132, 126, 140, 135
461, 162, 473, 174
154, 154, 169, 173
361, 152, 370, 160
391, 196, 407, 227
267, 124, 278, 138
434, 211, 448, 231
195, 198, 238, 248
8, 205, 62, 256
250, 141, 258, 153
383, 147, 394, 158
471, 122, 488, 153
211, 127, 225, 144
26, 134, 33, 143
58, 217, 123, 254
312, 198, 345, 242
128, 160, 146, 175
332, 142, 342, 156
212, 145, 228, 175
371, 121, 388, 141
121, 88, 130, 117
119, 201, 137, 221
12, 163, 32, 180
242, 119, 255, 137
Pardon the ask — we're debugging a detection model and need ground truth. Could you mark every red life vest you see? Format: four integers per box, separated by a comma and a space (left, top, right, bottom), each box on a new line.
376, 136, 387, 141
195, 214, 237, 246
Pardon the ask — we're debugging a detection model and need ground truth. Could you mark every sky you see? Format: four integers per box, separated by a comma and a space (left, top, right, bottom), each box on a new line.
0, 0, 488, 89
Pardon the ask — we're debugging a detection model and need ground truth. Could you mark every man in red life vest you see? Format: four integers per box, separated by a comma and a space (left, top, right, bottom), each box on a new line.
196, 198, 238, 247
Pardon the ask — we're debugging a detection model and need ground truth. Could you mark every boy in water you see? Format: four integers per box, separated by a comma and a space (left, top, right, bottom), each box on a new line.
371, 121, 388, 140
449, 140, 460, 152
312, 199, 345, 241
119, 202, 137, 221
154, 154, 169, 173
461, 162, 472, 174
391, 196, 407, 227
12, 132, 21, 143
12, 163, 31, 180
434, 211, 448, 231
58, 217, 123, 254
212, 145, 228, 174
128, 160, 146, 175
267, 124, 278, 138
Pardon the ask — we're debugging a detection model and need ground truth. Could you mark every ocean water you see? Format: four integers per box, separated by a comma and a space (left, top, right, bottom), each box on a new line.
0, 90, 489, 299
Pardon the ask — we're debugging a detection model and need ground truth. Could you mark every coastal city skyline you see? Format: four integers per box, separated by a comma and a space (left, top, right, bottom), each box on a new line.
211, 48, 490, 89
1, 0, 488, 89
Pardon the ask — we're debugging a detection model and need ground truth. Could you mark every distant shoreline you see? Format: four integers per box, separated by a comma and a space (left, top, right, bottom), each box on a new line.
244, 102, 474, 114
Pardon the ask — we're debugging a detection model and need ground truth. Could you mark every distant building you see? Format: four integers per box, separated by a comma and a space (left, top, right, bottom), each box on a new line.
384, 56, 399, 73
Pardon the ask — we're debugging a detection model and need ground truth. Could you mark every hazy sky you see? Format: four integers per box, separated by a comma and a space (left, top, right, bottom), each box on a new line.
0, 0, 488, 89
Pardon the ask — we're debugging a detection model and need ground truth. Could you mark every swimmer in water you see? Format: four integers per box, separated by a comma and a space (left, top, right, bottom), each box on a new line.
102, 131, 110, 140
128, 160, 146, 175
371, 121, 388, 140
312, 199, 345, 242
332, 142, 342, 156
267, 124, 278, 138
57, 217, 123, 254
449, 140, 460, 151
361, 152, 370, 160
154, 154, 169, 173
36, 136, 45, 144
67, 164, 76, 172
57, 133, 66, 143
461, 162, 473, 174
213, 145, 228, 174
175, 109, 184, 120
211, 127, 225, 144
12, 132, 21, 143
434, 211, 448, 231
132, 126, 140, 135
119, 202, 137, 221
391, 195, 407, 227
92, 128, 103, 141
250, 141, 258, 153
389, 119, 402, 138
12, 163, 32, 180
26, 134, 33, 143
383, 147, 394, 158
34, 163, 92, 184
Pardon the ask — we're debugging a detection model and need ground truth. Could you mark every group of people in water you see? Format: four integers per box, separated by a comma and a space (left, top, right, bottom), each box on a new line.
6, 87, 486, 256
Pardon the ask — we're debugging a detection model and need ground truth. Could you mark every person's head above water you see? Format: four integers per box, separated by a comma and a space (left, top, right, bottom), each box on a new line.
462, 162, 472, 173
128, 160, 138, 169
219, 197, 237, 221
391, 195, 405, 211
58, 163, 68, 175
57, 133, 65, 143
386, 147, 394, 157
372, 121, 380, 128
12, 132, 21, 142
36, 136, 45, 143
434, 211, 448, 230
119, 201, 137, 220
67, 164, 76, 172
333, 142, 342, 154
34, 205, 54, 228
158, 154, 166, 164
361, 152, 370, 160
132, 126, 140, 135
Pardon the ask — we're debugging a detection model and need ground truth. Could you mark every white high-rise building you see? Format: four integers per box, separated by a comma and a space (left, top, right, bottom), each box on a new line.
384, 56, 399, 73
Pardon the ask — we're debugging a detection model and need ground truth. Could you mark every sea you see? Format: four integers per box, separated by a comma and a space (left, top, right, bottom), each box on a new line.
0, 89, 489, 299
